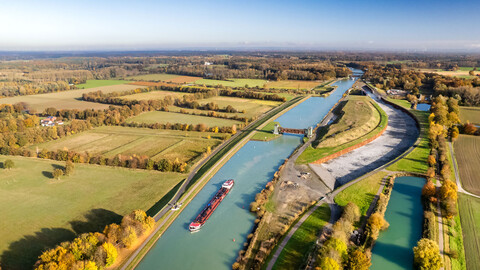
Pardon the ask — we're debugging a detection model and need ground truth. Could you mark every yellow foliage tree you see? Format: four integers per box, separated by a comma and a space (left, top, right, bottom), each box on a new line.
102, 242, 118, 267
440, 179, 457, 201
413, 238, 443, 270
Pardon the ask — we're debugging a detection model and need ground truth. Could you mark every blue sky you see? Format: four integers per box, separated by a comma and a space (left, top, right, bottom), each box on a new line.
1, 0, 479, 51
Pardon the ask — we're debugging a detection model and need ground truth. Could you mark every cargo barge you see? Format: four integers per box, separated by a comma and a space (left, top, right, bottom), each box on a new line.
189, 179, 234, 232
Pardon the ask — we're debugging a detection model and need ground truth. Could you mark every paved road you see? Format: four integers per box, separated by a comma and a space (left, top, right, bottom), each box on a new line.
448, 142, 480, 199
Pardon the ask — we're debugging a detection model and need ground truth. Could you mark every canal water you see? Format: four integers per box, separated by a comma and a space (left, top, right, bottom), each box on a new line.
136, 69, 362, 270
371, 176, 425, 270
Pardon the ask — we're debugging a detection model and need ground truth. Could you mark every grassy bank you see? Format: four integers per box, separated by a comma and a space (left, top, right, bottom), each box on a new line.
386, 99, 430, 174
271, 204, 331, 270
251, 121, 281, 141
297, 96, 388, 164
334, 171, 388, 218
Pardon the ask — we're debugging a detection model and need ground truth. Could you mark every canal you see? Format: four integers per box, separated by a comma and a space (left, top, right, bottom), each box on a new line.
371, 176, 425, 270
136, 69, 363, 270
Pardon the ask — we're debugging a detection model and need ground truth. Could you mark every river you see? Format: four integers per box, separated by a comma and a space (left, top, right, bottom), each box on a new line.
371, 176, 425, 270
136, 69, 363, 270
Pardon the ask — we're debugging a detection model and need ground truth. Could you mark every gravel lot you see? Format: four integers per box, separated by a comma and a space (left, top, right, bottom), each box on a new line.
310, 91, 418, 188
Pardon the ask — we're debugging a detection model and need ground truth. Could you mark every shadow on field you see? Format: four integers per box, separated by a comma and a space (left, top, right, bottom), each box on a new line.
0, 227, 76, 270
0, 208, 121, 270
41, 171, 53, 178
70, 208, 122, 235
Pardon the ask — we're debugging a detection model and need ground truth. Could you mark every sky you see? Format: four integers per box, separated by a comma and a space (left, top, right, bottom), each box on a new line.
1, 0, 480, 51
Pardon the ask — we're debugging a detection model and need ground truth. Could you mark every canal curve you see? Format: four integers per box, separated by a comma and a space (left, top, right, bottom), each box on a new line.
371, 176, 425, 270
136, 69, 363, 270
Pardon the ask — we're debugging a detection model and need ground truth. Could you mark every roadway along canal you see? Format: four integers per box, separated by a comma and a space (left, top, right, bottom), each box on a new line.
135, 69, 363, 270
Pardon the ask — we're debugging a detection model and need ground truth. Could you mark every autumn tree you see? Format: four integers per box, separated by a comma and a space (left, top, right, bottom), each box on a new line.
463, 123, 477, 135
366, 213, 389, 241
343, 202, 361, 224
439, 179, 458, 201
101, 242, 118, 267
318, 257, 340, 270
53, 168, 64, 180
427, 155, 436, 167
345, 248, 371, 270
3, 159, 14, 169
65, 160, 75, 176
422, 180, 437, 201
413, 238, 443, 270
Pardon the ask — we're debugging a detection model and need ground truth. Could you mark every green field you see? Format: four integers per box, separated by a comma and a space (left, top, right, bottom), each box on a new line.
251, 121, 281, 141
126, 73, 180, 81
386, 99, 430, 174
334, 171, 388, 217
76, 79, 130, 89
0, 84, 143, 112
0, 155, 185, 270
297, 97, 388, 164
127, 110, 242, 127
458, 194, 480, 270
272, 204, 330, 270
31, 126, 224, 164
194, 78, 268, 88
459, 106, 480, 124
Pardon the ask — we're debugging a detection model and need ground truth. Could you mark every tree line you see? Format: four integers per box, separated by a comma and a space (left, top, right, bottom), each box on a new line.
35, 210, 154, 270
363, 64, 480, 105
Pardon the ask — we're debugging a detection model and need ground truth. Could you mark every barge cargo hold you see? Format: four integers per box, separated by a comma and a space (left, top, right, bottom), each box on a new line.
189, 179, 234, 232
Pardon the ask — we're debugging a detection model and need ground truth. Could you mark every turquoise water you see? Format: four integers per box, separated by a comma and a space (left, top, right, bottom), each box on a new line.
371, 176, 425, 270
136, 69, 362, 270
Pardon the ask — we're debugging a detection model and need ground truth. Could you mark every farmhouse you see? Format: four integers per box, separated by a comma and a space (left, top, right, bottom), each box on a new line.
41, 116, 63, 127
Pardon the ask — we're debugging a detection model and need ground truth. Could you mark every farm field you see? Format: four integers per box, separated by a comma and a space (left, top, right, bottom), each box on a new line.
199, 96, 280, 117
31, 126, 225, 164
0, 84, 144, 112
126, 110, 242, 127
458, 194, 480, 270
453, 135, 480, 195
459, 106, 480, 124
0, 155, 186, 270
194, 78, 268, 88
121, 90, 191, 101
126, 73, 201, 83
75, 79, 129, 89
266, 80, 322, 90
419, 68, 480, 78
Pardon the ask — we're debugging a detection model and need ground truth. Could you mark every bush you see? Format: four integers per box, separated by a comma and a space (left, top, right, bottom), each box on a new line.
52, 168, 64, 180
3, 159, 14, 169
